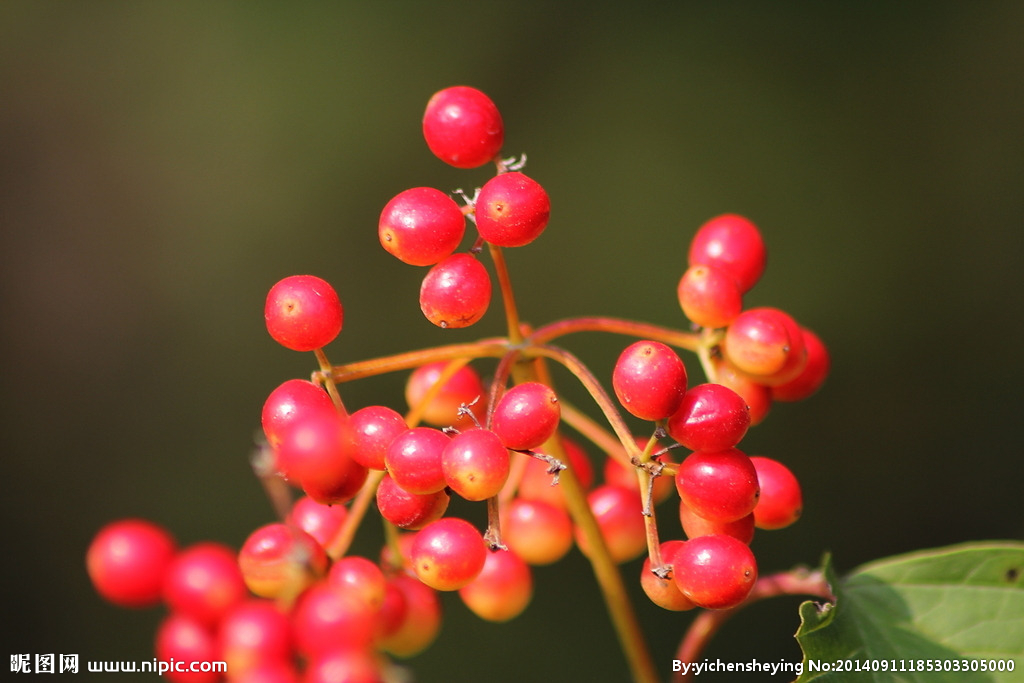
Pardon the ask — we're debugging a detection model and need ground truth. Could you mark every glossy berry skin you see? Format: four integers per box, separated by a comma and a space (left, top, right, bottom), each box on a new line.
441, 428, 510, 501
378, 187, 466, 266
348, 405, 407, 471
612, 340, 688, 421
419, 253, 491, 329
575, 484, 647, 564
677, 264, 743, 329
261, 379, 337, 450
375, 473, 450, 530
723, 307, 805, 381
217, 599, 294, 676
666, 383, 751, 452
379, 574, 442, 657
712, 361, 773, 426
500, 498, 574, 566
384, 427, 450, 495
237, 523, 327, 599
422, 86, 504, 169
675, 448, 760, 523
771, 327, 830, 401
291, 582, 377, 656
679, 503, 755, 545
410, 517, 487, 591
750, 456, 803, 530
264, 275, 343, 352
327, 556, 388, 612
405, 361, 486, 428
155, 613, 221, 683
688, 214, 766, 294
287, 496, 349, 549
87, 518, 177, 608
640, 540, 695, 611
162, 542, 248, 626
458, 548, 533, 622
275, 412, 368, 505
672, 534, 758, 609
474, 172, 551, 247
491, 382, 560, 451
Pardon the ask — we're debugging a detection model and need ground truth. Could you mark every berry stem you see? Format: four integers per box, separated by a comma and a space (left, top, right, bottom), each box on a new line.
487, 243, 525, 345
672, 567, 834, 682
314, 348, 349, 418
324, 469, 386, 560
558, 399, 633, 469
530, 317, 701, 351
695, 328, 724, 383
327, 340, 509, 383
637, 428, 666, 575
250, 442, 292, 522
483, 495, 506, 551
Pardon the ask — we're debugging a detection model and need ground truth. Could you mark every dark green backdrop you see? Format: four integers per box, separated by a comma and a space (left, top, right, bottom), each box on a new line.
2, 2, 1022, 681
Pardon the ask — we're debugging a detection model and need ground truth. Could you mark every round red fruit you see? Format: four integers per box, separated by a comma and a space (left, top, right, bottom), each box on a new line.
675, 448, 760, 523
155, 613, 221, 683
677, 264, 743, 329
405, 361, 486, 428
349, 405, 408, 471
422, 86, 504, 169
666, 383, 751, 452
87, 518, 177, 608
441, 428, 510, 501
375, 473, 450, 530
261, 379, 336, 450
640, 540, 695, 611
491, 382, 560, 451
410, 517, 487, 591
575, 484, 647, 564
771, 327, 830, 401
379, 187, 466, 266
722, 307, 805, 381
419, 253, 491, 329
688, 214, 766, 294
459, 548, 533, 622
750, 456, 803, 529
500, 498, 574, 566
612, 340, 688, 421
264, 275, 343, 352
237, 523, 327, 599
162, 542, 247, 626
474, 172, 551, 247
384, 427, 450, 495
672, 534, 758, 609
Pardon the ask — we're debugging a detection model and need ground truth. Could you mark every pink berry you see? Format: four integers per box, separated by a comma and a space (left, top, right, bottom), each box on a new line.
688, 214, 766, 294
217, 599, 294, 676
712, 361, 773, 426
410, 517, 487, 591
237, 523, 327, 599
490, 382, 560, 451
327, 556, 388, 613
378, 574, 442, 657
405, 361, 486, 428
375, 473, 450, 530
261, 379, 336, 450
474, 171, 551, 247
722, 307, 805, 381
384, 427, 450, 495
679, 503, 755, 545
275, 412, 368, 505
640, 540, 695, 611
87, 518, 177, 608
162, 542, 248, 626
378, 187, 466, 266
458, 548, 533, 622
441, 428, 511, 501
422, 86, 504, 169
771, 327, 830, 402
666, 383, 751, 452
575, 484, 647, 564
348, 405, 408, 471
155, 613, 221, 683
419, 253, 492, 329
291, 581, 377, 657
264, 275, 343, 352
672, 534, 758, 609
287, 495, 349, 549
675, 448, 760, 523
750, 456, 803, 530
612, 340, 688, 421
500, 498, 574, 566
516, 435, 594, 509
677, 264, 743, 329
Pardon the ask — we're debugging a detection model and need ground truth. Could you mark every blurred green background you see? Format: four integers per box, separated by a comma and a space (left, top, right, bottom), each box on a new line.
2, 2, 1022, 681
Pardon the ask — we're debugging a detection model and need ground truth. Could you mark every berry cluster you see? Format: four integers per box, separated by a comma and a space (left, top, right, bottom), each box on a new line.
88, 85, 829, 683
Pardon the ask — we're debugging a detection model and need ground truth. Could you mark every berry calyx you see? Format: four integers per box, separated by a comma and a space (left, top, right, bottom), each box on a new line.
264, 275, 343, 352
419, 252, 492, 329
490, 381, 560, 451
474, 171, 551, 247
410, 517, 487, 591
688, 214, 766, 294
672, 534, 758, 609
87, 518, 177, 608
378, 187, 466, 266
675, 448, 760, 523
612, 340, 688, 421
422, 86, 504, 169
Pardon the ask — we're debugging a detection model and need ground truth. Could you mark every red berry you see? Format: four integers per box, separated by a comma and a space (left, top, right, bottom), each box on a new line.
491, 382, 560, 451
348, 405, 407, 471
640, 540, 695, 611
672, 534, 758, 609
575, 484, 647, 564
304, 650, 385, 683
276, 412, 368, 505
287, 495, 349, 549
459, 548, 533, 622
612, 340, 688, 421
677, 264, 743, 329
441, 428, 511, 501
771, 327, 830, 402
327, 556, 388, 613
291, 581, 377, 656
378, 574, 442, 657
155, 613, 222, 682
750, 456, 803, 529
675, 448, 760, 523
679, 503, 755, 544
666, 383, 751, 452
405, 360, 486, 428
722, 307, 805, 380
712, 361, 773, 426
516, 435, 595, 509
261, 379, 337, 450
419, 253, 492, 329
500, 497, 574, 566
378, 187, 466, 266
688, 214, 766, 294
87, 518, 177, 608
422, 86, 504, 169
375, 473, 450, 530
237, 523, 327, 599
410, 517, 487, 591
162, 542, 248, 626
264, 275, 343, 352
474, 172, 551, 247
217, 599, 293, 676
384, 427, 450, 495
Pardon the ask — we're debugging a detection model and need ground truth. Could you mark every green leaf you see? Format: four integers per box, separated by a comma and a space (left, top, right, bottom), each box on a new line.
795, 542, 1024, 682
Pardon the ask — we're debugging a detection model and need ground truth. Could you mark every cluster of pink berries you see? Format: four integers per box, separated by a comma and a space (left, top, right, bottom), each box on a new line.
87, 85, 829, 683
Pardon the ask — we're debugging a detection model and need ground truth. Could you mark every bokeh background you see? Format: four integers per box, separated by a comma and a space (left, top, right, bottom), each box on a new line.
2, 2, 1022, 681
